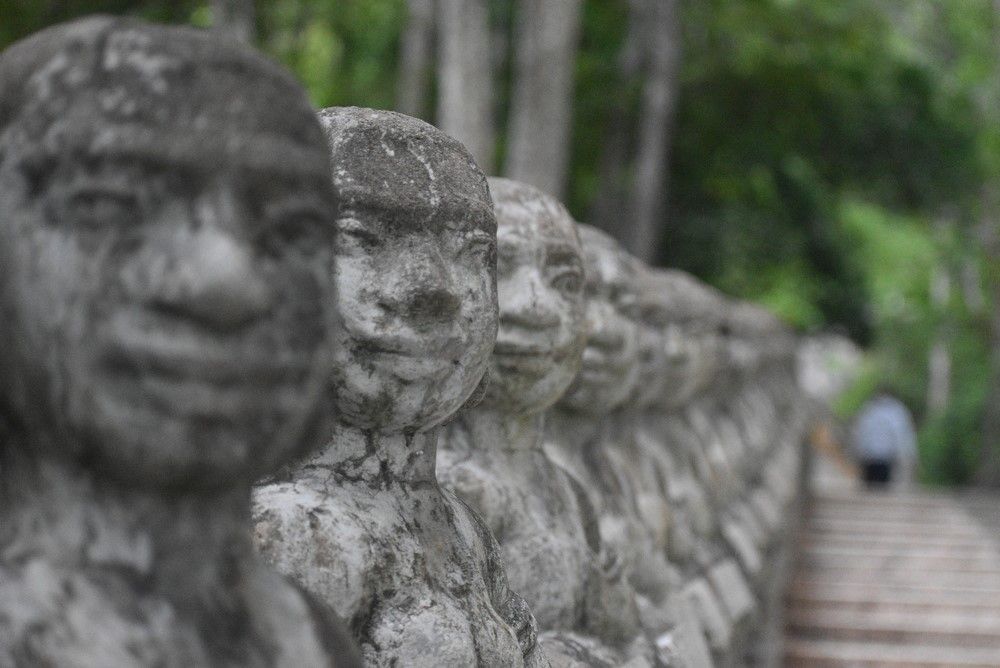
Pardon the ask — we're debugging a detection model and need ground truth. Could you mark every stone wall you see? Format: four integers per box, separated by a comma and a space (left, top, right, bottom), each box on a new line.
0, 18, 812, 667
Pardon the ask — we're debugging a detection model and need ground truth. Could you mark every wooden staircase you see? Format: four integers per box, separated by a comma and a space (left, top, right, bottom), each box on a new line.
784, 490, 1000, 667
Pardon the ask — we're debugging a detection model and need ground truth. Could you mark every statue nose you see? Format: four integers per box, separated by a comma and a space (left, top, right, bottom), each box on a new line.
500, 272, 560, 330
146, 225, 273, 332
405, 286, 461, 323
393, 247, 461, 324
587, 302, 626, 350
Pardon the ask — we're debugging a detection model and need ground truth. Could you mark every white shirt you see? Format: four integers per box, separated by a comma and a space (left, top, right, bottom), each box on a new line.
852, 395, 917, 462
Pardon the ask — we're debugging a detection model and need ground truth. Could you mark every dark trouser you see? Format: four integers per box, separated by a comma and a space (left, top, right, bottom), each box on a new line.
861, 459, 893, 486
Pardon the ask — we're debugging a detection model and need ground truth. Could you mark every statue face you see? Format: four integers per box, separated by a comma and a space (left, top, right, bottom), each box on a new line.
688, 327, 723, 395
558, 230, 640, 413
327, 149, 497, 433
634, 279, 672, 408
0, 92, 335, 488
660, 323, 698, 409
635, 321, 668, 408
482, 180, 586, 414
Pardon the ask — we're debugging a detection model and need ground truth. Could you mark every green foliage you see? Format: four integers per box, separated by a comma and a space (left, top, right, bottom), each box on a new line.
832, 359, 881, 419
258, 0, 406, 110
0, 0, 200, 45
832, 196, 994, 484
662, 0, 984, 343
920, 361, 989, 486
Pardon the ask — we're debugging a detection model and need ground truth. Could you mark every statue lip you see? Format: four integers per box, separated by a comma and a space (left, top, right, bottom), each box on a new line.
354, 334, 463, 360
492, 340, 554, 357
102, 326, 305, 385
665, 350, 691, 364
580, 347, 628, 375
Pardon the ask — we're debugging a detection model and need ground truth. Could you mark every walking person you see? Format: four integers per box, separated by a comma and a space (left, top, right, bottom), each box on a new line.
852, 388, 918, 488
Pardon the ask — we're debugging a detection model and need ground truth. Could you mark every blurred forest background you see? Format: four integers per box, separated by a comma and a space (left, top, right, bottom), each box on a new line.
3, 0, 1000, 487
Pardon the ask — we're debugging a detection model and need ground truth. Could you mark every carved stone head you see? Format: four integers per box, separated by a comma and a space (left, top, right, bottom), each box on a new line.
318, 107, 497, 433
633, 265, 673, 409
479, 178, 587, 415
557, 225, 640, 414
657, 270, 729, 407
0, 17, 336, 488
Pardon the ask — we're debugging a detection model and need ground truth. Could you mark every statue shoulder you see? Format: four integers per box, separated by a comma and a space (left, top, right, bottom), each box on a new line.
552, 459, 602, 555
438, 455, 509, 538
242, 558, 364, 668
0, 559, 204, 666
251, 478, 381, 624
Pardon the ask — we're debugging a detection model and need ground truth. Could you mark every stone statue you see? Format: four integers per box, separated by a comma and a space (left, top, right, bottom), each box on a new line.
649, 272, 759, 659
611, 264, 678, 570
437, 178, 656, 667
0, 17, 362, 667
542, 226, 697, 653
252, 108, 547, 668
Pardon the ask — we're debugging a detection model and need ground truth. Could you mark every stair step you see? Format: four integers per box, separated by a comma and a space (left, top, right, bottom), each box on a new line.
786, 490, 1000, 664
798, 553, 1000, 573
802, 543, 1000, 558
788, 582, 1000, 610
787, 608, 1000, 647
806, 520, 990, 539
801, 534, 999, 551
784, 638, 1000, 667
793, 565, 1000, 587
790, 578, 1000, 596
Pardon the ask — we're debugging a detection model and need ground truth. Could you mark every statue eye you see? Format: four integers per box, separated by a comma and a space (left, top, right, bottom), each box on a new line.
259, 202, 331, 258
611, 286, 640, 318
551, 269, 583, 294
335, 217, 380, 254
463, 233, 495, 264
66, 187, 138, 227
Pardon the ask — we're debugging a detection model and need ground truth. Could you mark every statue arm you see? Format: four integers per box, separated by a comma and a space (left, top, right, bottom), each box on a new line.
452, 494, 548, 667
438, 461, 507, 538
558, 465, 650, 655
251, 481, 374, 628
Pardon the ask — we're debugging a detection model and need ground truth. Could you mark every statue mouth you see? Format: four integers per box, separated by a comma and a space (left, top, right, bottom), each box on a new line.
579, 346, 629, 379
492, 337, 562, 376
103, 334, 301, 385
354, 334, 464, 359
97, 315, 311, 419
350, 335, 464, 383
493, 340, 554, 357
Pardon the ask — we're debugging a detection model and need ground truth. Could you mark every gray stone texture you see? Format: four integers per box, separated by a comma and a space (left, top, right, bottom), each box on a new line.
437, 178, 657, 667
251, 108, 547, 668
0, 17, 361, 668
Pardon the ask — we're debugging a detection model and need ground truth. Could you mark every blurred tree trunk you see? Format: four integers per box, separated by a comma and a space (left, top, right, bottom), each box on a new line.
211, 0, 255, 44
978, 186, 1000, 487
978, 302, 1000, 487
504, 0, 584, 199
437, 0, 495, 171
589, 0, 682, 261
590, 1, 644, 239
926, 264, 952, 416
976, 1, 1000, 487
397, 0, 435, 119
625, 0, 682, 262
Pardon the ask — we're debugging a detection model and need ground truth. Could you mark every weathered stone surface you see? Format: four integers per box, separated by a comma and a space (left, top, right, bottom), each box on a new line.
541, 225, 700, 665
662, 593, 715, 668
684, 577, 733, 652
721, 518, 764, 577
251, 109, 547, 667
437, 178, 655, 666
0, 17, 361, 667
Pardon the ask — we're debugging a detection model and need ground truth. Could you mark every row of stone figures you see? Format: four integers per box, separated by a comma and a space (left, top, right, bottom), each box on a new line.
0, 17, 811, 668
